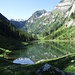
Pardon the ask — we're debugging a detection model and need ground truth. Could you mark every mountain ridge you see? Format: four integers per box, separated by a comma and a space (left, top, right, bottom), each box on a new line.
19, 0, 75, 34
10, 0, 75, 40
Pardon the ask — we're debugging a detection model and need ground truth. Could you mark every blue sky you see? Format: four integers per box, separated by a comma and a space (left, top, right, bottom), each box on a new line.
0, 0, 61, 20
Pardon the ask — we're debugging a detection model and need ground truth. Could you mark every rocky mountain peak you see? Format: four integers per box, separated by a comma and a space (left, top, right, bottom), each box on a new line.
32, 9, 46, 18
12, 0, 75, 34
54, 0, 74, 11
27, 9, 46, 23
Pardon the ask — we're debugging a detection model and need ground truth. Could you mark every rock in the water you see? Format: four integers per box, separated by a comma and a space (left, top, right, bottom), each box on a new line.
36, 63, 75, 75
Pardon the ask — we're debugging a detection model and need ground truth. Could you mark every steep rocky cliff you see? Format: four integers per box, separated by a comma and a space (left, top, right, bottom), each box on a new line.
20, 0, 75, 34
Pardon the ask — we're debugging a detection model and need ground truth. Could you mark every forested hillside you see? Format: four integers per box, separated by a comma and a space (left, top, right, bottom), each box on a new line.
0, 13, 37, 50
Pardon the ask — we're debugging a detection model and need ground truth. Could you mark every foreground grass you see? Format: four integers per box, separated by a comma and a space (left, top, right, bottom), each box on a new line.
0, 48, 11, 58
35, 53, 75, 73
0, 53, 75, 75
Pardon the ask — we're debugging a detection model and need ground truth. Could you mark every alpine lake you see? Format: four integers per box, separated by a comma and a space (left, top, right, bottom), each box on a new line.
7, 40, 75, 64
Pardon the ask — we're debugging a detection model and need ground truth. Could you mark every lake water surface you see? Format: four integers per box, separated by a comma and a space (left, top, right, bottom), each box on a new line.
8, 41, 75, 63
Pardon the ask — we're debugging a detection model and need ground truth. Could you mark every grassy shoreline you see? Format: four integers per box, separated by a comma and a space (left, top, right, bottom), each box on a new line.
0, 53, 75, 75
38, 35, 75, 42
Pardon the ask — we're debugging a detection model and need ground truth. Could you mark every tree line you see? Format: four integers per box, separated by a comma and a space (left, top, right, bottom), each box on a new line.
0, 13, 38, 42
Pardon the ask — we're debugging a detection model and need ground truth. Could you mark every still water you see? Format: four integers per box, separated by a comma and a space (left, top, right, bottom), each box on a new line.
8, 41, 75, 63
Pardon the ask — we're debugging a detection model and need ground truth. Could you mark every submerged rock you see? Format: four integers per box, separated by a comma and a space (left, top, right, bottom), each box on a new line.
13, 58, 34, 64
36, 63, 75, 75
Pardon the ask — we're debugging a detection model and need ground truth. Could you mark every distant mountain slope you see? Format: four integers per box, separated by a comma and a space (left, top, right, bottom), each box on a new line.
10, 19, 26, 28
19, 0, 74, 34
9, 0, 75, 40
20, 0, 75, 41
10, 9, 46, 31
10, 9, 46, 32
45, 0, 75, 40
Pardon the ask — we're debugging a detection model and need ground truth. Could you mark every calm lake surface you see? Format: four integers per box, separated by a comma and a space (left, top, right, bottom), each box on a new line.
8, 41, 75, 62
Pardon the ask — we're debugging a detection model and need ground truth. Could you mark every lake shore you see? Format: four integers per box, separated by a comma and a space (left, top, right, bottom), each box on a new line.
0, 53, 75, 75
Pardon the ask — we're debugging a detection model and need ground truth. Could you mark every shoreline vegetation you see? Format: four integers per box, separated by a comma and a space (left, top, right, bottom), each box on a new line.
0, 38, 75, 75
0, 52, 75, 75
38, 36, 75, 43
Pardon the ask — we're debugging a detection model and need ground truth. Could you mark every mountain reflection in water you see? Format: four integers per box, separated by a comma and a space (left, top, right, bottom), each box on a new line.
8, 41, 75, 62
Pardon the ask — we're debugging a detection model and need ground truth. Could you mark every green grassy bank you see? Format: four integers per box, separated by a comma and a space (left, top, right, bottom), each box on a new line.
0, 53, 75, 75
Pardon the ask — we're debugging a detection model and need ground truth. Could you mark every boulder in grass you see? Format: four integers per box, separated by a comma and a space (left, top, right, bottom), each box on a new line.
36, 63, 75, 75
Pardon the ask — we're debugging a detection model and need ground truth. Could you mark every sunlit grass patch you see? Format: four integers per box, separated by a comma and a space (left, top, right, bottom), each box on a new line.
21, 42, 28, 45
64, 65, 75, 73
0, 48, 11, 58
0, 54, 3, 57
